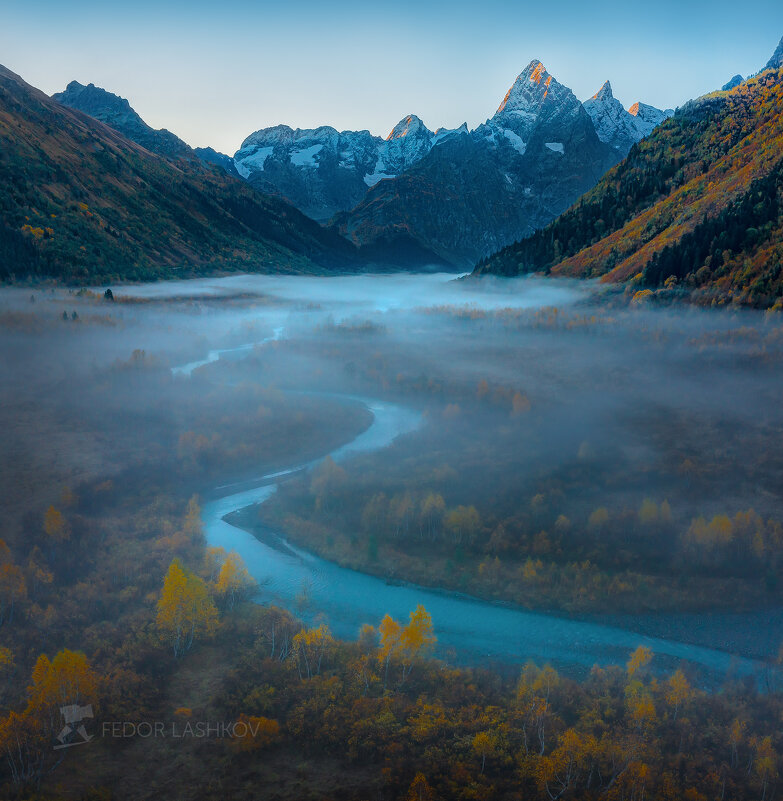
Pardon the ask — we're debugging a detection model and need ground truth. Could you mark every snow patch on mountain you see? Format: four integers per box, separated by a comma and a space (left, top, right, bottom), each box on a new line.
364, 172, 395, 187
545, 142, 564, 153
234, 146, 274, 177
233, 116, 439, 219
502, 129, 527, 155
290, 144, 323, 167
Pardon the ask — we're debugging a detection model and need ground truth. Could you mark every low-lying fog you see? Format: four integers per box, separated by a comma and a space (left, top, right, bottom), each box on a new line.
3, 272, 783, 670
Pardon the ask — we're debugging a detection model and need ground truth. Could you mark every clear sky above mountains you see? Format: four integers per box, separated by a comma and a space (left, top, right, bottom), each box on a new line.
3, 0, 782, 154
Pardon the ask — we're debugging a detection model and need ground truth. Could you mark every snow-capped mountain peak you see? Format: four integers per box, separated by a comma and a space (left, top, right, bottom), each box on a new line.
591, 80, 613, 101
232, 60, 676, 236
584, 86, 672, 154
489, 60, 586, 149
496, 60, 558, 116
584, 80, 640, 154
234, 115, 438, 218
432, 122, 469, 143
387, 114, 430, 141
628, 101, 674, 137
379, 115, 436, 179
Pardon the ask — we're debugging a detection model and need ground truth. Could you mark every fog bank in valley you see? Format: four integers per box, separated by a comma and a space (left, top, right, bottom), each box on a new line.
2, 272, 783, 671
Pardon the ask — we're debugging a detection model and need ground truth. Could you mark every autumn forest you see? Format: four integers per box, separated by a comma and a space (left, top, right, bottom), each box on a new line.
0, 272, 781, 801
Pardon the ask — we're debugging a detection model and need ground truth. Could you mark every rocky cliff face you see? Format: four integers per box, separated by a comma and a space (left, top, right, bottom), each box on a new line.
628, 101, 674, 138
53, 81, 195, 161
722, 74, 744, 91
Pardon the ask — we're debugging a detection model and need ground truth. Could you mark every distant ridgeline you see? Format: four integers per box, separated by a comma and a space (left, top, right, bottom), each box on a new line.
476, 39, 783, 309
0, 67, 359, 283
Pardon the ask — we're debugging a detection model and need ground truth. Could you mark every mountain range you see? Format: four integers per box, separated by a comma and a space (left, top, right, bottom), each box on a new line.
475, 36, 783, 308
332, 64, 672, 266
3, 34, 781, 300
0, 66, 358, 282
233, 114, 439, 222
233, 62, 671, 265
54, 63, 671, 268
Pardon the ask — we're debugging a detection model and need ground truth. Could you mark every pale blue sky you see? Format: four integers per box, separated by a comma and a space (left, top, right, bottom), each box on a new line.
2, 0, 782, 154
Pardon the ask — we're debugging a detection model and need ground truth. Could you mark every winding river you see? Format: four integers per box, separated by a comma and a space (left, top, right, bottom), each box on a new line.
158, 273, 773, 684
195, 388, 767, 684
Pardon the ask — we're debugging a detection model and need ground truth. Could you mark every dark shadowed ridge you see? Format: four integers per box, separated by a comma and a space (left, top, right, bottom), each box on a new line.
0, 64, 360, 283
194, 146, 241, 178
53, 80, 199, 164
53, 80, 242, 180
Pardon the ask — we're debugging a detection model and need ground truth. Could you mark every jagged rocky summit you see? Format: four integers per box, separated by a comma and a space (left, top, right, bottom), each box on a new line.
330, 61, 671, 266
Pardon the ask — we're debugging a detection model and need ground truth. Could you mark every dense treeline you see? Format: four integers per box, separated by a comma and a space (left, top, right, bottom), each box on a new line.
477, 67, 783, 307
0, 224, 39, 276
215, 615, 783, 801
642, 163, 783, 301
475, 140, 689, 276
264, 454, 783, 615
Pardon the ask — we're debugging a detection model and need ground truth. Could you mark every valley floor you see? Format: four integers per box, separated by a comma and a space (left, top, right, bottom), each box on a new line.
1, 274, 782, 800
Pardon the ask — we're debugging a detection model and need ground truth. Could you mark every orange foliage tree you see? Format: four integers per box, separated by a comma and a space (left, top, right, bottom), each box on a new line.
0, 649, 98, 786
156, 559, 218, 658
379, 605, 436, 687
230, 714, 281, 752
214, 551, 256, 610
43, 506, 69, 543
291, 623, 334, 680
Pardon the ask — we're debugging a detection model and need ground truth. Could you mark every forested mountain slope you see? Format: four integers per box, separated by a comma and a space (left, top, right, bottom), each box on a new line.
0, 66, 358, 283
476, 65, 783, 307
